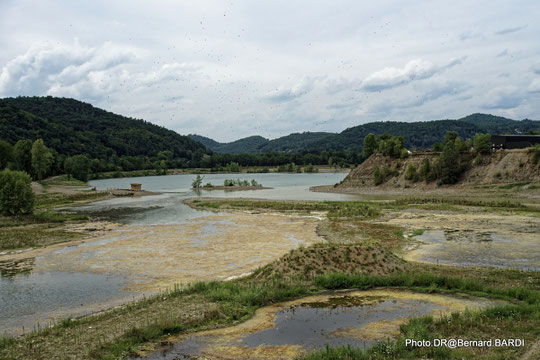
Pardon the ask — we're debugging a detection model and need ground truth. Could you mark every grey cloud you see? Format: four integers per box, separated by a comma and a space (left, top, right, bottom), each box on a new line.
496, 49, 509, 57
263, 77, 318, 103
532, 64, 540, 75
495, 25, 528, 35
482, 86, 524, 109
459, 31, 483, 42
528, 78, 540, 93
371, 80, 468, 113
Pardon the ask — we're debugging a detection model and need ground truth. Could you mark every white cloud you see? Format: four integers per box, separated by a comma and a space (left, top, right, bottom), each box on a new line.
360, 58, 464, 92
0, 40, 136, 99
528, 78, 540, 93
482, 86, 524, 109
1, 1, 539, 141
263, 77, 320, 102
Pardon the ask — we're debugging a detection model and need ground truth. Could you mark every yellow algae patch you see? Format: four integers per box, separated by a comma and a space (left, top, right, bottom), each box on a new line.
161, 289, 497, 360
36, 212, 323, 292
329, 319, 402, 341
203, 344, 304, 360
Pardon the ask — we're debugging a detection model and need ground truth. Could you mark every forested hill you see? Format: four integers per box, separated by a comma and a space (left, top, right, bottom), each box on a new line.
191, 114, 540, 154
0, 96, 207, 159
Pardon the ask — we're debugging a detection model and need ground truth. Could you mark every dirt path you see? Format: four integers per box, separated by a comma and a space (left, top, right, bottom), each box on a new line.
522, 338, 540, 360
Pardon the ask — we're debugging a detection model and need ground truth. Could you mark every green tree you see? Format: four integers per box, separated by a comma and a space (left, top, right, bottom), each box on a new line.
373, 165, 384, 185
12, 139, 33, 174
192, 174, 203, 188
363, 133, 378, 156
0, 169, 35, 215
0, 140, 13, 169
419, 158, 431, 182
474, 133, 492, 154
31, 139, 52, 180
64, 156, 74, 180
71, 155, 90, 182
226, 162, 241, 172
440, 141, 460, 184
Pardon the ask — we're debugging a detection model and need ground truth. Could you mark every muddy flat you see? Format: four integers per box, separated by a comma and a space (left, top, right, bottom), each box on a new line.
30, 212, 323, 293
380, 208, 540, 270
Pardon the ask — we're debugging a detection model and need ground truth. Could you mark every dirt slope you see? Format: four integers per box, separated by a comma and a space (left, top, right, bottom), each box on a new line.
338, 149, 539, 190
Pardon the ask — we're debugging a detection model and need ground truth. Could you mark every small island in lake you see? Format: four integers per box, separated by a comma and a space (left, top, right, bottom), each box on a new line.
192, 175, 272, 191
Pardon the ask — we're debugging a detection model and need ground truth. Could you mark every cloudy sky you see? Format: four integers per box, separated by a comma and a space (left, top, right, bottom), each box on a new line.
1, 1, 539, 142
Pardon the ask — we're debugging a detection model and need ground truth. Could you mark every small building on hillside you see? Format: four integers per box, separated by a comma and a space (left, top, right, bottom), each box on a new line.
130, 183, 142, 191
491, 135, 540, 149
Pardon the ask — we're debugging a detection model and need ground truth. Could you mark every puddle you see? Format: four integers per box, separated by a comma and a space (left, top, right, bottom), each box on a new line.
139, 289, 495, 360
0, 270, 136, 335
406, 230, 540, 270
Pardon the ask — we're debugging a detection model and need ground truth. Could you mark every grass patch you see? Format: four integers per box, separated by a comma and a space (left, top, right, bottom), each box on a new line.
40, 175, 88, 187
411, 229, 425, 236
188, 199, 380, 218
391, 197, 540, 212
498, 182, 531, 189
35, 191, 109, 209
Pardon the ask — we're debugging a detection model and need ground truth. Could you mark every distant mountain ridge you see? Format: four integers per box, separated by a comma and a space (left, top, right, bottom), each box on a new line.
191, 113, 540, 154
189, 132, 334, 154
0, 96, 207, 159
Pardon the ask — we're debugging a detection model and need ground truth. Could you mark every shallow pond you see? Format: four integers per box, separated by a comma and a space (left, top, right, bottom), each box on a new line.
406, 229, 540, 271
1, 173, 348, 335
138, 289, 495, 360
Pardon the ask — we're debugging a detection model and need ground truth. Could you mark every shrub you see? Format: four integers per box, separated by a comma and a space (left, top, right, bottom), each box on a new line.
474, 153, 483, 165
418, 158, 432, 182
405, 164, 418, 181
0, 169, 35, 215
303, 164, 318, 173
373, 166, 384, 185
226, 162, 241, 172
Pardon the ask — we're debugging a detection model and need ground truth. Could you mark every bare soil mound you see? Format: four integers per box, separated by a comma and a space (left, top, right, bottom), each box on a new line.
253, 243, 405, 281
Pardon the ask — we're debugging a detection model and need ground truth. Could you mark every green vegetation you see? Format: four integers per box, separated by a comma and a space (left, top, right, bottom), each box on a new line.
0, 191, 109, 250
0, 169, 34, 215
277, 162, 302, 173
474, 133, 492, 154
188, 199, 379, 218
362, 133, 406, 157
191, 174, 203, 188
2, 99, 539, 180
529, 144, 540, 164
193, 114, 540, 153
303, 163, 318, 173
30, 138, 53, 181
223, 179, 262, 187
404, 164, 418, 181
